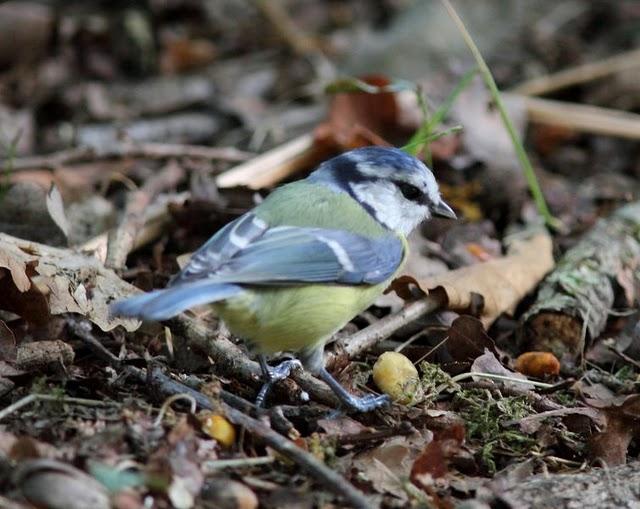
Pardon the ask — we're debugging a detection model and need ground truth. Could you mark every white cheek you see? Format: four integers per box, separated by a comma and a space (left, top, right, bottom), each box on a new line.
351, 182, 428, 235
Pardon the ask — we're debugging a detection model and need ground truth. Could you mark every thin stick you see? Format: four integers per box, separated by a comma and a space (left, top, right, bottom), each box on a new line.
254, 0, 319, 55
105, 160, 184, 269
441, 0, 555, 228
7, 142, 251, 172
326, 294, 444, 369
449, 372, 554, 388
153, 393, 197, 426
220, 401, 373, 509
80, 191, 190, 263
216, 133, 319, 189
607, 345, 640, 371
512, 47, 640, 96
518, 95, 640, 140
0, 394, 116, 422
202, 456, 274, 472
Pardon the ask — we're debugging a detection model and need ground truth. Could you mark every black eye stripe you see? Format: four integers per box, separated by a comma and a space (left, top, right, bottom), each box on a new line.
396, 181, 423, 201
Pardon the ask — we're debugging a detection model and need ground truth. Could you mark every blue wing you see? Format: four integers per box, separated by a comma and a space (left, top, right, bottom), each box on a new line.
172, 211, 404, 286
210, 226, 404, 285
111, 211, 404, 320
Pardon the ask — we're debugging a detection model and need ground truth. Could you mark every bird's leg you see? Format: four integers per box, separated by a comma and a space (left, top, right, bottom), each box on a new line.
300, 346, 390, 413
255, 354, 302, 407
318, 368, 390, 412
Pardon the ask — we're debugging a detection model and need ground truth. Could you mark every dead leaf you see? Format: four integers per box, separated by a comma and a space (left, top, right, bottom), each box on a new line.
471, 350, 530, 391
352, 433, 431, 501
509, 407, 605, 434
15, 340, 74, 372
587, 394, 640, 465
317, 416, 369, 437
315, 75, 409, 151
15, 459, 111, 509
0, 233, 139, 331
411, 424, 465, 487
0, 240, 33, 292
46, 184, 70, 239
0, 182, 67, 246
407, 232, 554, 327
445, 315, 498, 365
160, 37, 217, 74
147, 417, 204, 509
200, 479, 258, 509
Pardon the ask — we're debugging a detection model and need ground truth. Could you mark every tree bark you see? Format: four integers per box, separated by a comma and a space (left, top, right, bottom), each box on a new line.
523, 201, 640, 360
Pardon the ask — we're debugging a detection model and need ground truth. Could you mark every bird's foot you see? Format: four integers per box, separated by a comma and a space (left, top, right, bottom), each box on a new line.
256, 358, 302, 407
318, 367, 390, 413
340, 393, 391, 413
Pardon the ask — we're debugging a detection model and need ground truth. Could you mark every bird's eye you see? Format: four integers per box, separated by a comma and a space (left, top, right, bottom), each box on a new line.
397, 182, 423, 201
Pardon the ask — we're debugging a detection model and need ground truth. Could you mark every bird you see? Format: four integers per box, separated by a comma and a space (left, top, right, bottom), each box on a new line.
110, 146, 456, 412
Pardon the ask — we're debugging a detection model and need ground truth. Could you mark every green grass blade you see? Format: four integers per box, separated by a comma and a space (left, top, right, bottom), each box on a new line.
441, 0, 557, 228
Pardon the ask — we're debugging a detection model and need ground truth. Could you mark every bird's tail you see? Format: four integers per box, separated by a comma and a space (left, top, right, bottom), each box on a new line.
110, 281, 243, 321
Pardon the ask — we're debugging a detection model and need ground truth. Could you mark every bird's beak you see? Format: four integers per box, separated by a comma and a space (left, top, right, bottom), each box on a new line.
432, 199, 457, 219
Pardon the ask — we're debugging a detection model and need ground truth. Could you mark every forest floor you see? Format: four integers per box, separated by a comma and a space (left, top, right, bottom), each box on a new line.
2, 1, 640, 508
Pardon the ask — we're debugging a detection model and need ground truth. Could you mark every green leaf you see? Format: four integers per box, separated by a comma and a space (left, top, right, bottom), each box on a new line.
402, 67, 477, 158
325, 77, 416, 95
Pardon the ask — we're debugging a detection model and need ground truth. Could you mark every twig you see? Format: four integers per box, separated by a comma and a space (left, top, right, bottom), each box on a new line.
335, 422, 415, 446
517, 95, 640, 140
8, 142, 251, 172
105, 161, 184, 269
449, 372, 554, 388
511, 47, 640, 96
441, 0, 555, 228
69, 319, 309, 434
607, 345, 640, 371
216, 133, 322, 189
77, 316, 357, 506
254, 0, 319, 56
220, 400, 374, 509
459, 380, 563, 413
0, 394, 116, 422
153, 393, 197, 426
81, 191, 190, 263
326, 295, 444, 370
202, 456, 274, 472
167, 315, 340, 406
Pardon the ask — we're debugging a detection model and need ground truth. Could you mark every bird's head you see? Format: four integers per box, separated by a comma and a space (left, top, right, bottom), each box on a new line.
308, 146, 456, 235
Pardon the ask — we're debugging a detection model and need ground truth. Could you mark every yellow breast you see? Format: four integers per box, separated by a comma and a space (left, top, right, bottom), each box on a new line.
213, 282, 387, 353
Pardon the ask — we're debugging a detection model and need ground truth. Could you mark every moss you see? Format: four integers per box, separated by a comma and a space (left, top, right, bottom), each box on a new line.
454, 389, 537, 473
419, 361, 460, 401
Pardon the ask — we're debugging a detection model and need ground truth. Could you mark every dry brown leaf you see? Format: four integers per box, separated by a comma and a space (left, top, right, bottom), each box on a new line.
0, 240, 33, 292
414, 232, 554, 327
0, 233, 139, 332
587, 394, 640, 465
218, 75, 408, 191
315, 75, 399, 152
352, 433, 430, 501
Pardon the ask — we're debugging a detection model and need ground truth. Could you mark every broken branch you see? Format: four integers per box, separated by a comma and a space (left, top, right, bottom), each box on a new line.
7, 141, 251, 172
511, 47, 640, 96
523, 201, 640, 360
105, 161, 184, 269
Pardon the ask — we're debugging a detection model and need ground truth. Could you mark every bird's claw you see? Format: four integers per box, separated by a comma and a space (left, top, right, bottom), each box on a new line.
255, 359, 302, 407
267, 359, 302, 382
343, 393, 391, 413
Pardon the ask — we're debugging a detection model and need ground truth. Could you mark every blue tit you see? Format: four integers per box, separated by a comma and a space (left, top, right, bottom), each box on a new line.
111, 146, 455, 412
